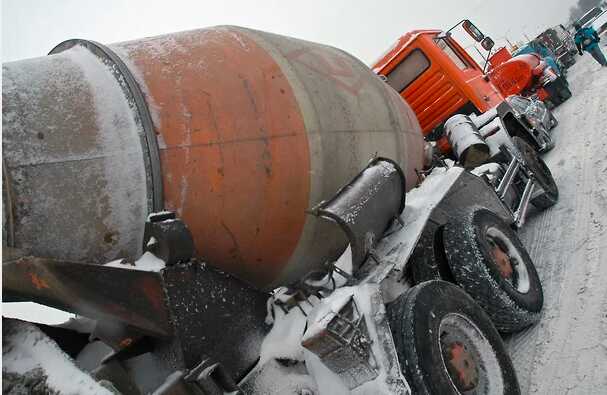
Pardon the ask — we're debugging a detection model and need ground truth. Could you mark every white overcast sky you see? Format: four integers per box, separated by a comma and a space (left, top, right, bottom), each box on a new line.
3, 0, 578, 64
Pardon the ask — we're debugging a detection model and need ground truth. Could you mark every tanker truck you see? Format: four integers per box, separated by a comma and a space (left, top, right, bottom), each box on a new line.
372, 20, 561, 157
487, 45, 572, 108
3, 26, 555, 395
534, 25, 578, 70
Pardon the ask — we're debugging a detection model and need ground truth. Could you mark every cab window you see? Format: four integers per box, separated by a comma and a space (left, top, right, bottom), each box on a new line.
435, 38, 469, 70
386, 49, 430, 93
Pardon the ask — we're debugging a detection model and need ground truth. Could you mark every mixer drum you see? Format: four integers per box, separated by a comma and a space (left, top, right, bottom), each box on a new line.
2, 26, 425, 289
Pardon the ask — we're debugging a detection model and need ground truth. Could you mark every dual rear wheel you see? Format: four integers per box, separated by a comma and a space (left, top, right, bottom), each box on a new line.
443, 209, 544, 333
394, 207, 540, 392
412, 208, 544, 333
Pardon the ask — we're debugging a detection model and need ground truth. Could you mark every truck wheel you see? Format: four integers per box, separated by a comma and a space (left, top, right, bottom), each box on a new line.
548, 110, 558, 130
388, 280, 520, 395
513, 136, 559, 209
558, 85, 572, 102
409, 225, 455, 284
443, 209, 543, 333
410, 229, 441, 284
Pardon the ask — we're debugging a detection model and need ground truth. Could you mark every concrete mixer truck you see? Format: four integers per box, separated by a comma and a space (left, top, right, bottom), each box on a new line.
3, 25, 557, 395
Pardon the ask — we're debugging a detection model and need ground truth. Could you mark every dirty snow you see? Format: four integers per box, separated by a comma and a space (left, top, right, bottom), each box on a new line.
3, 319, 112, 395
103, 251, 165, 272
506, 52, 607, 394
258, 303, 311, 364
258, 284, 409, 394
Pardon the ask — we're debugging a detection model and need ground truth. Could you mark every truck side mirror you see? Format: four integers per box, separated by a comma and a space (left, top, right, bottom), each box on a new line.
481, 37, 495, 51
463, 20, 485, 42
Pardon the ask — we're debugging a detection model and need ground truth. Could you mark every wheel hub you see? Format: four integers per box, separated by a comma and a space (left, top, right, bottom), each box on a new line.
442, 340, 479, 391
490, 243, 513, 279
438, 313, 505, 393
485, 226, 531, 293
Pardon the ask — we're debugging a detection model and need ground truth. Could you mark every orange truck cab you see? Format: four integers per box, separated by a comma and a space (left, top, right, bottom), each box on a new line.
372, 21, 556, 155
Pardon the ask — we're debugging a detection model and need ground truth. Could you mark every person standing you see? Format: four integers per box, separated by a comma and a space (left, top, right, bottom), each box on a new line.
574, 22, 606, 67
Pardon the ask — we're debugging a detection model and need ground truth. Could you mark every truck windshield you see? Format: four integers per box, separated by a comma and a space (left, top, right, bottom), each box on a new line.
435, 38, 469, 70
385, 49, 430, 92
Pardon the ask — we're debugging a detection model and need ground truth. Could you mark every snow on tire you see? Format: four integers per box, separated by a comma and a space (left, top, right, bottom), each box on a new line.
409, 224, 448, 284
387, 280, 520, 395
443, 208, 544, 333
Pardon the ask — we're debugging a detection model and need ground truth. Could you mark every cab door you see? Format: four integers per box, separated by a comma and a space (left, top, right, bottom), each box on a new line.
384, 36, 472, 135
435, 36, 503, 111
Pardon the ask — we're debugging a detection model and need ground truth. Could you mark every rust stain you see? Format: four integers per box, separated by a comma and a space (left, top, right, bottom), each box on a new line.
122, 28, 311, 288
119, 337, 133, 348
29, 272, 50, 290
139, 276, 165, 312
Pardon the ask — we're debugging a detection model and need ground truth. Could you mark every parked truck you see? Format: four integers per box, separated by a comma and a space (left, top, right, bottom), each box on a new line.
3, 25, 558, 394
372, 20, 563, 156
488, 46, 572, 108
576, 6, 605, 29
535, 25, 578, 70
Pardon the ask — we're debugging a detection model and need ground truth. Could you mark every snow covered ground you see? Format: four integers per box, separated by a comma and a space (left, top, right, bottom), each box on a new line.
506, 50, 607, 394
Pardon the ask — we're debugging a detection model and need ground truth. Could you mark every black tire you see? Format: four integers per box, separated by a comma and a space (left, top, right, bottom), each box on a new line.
410, 228, 441, 283
409, 224, 454, 284
539, 129, 555, 153
558, 85, 572, 102
548, 110, 558, 130
532, 118, 555, 153
388, 280, 520, 395
512, 136, 559, 209
549, 91, 563, 107
443, 208, 543, 333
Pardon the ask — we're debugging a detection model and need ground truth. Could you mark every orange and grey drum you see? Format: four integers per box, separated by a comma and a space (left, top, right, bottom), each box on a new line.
2, 26, 425, 290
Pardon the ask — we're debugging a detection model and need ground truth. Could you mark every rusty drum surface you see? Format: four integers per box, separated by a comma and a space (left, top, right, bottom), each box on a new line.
2, 26, 425, 289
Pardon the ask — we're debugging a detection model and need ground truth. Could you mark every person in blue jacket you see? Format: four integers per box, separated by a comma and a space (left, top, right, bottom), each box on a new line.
574, 22, 606, 67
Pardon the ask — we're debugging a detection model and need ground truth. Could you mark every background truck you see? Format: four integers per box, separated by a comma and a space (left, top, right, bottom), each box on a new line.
590, 9, 607, 36
534, 25, 578, 70
2, 25, 557, 395
372, 20, 563, 156
487, 46, 573, 108
576, 6, 605, 29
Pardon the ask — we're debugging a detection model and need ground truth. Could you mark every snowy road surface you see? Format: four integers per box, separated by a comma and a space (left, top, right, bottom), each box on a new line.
506, 52, 607, 394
